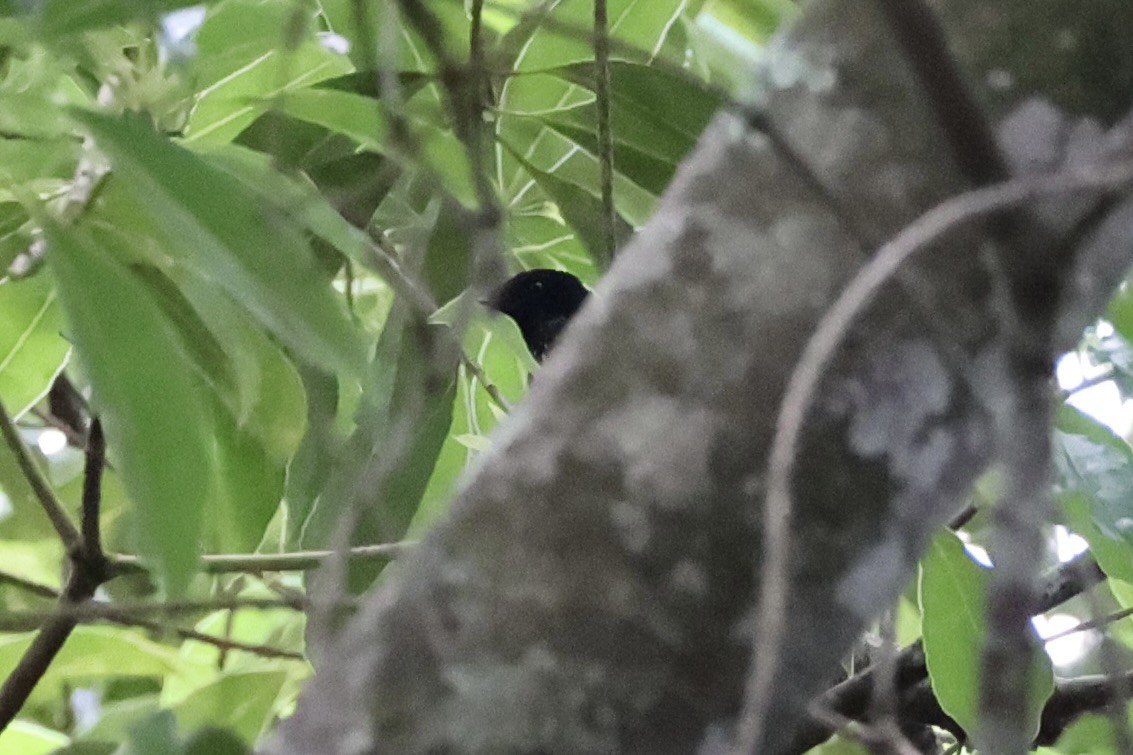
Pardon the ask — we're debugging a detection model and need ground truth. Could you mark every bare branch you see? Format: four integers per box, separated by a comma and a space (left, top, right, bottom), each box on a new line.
0, 398, 80, 552
108, 540, 415, 577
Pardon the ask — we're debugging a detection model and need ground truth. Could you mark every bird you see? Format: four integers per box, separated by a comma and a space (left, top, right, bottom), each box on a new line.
485, 269, 589, 362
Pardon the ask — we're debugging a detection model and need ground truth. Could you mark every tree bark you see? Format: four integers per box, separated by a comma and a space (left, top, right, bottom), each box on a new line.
266, 1, 1133, 752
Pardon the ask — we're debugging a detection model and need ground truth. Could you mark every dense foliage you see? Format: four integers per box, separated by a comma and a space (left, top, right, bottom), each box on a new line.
0, 0, 1132, 752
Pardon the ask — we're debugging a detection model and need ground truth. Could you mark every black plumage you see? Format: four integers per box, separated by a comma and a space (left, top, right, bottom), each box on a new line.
486, 269, 589, 362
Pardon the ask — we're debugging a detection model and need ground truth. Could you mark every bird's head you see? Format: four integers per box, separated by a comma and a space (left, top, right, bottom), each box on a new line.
485, 269, 589, 362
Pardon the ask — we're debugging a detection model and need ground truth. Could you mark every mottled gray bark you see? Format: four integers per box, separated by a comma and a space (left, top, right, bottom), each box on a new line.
266, 1, 1133, 753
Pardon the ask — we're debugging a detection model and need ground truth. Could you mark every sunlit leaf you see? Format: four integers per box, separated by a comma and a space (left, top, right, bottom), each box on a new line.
0, 720, 70, 755
0, 275, 70, 418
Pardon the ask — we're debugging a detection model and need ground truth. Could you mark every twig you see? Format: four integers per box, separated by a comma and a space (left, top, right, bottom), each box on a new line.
0, 417, 112, 734
398, 0, 511, 399
79, 418, 105, 560
27, 409, 90, 454
108, 540, 415, 577
593, 0, 616, 265
119, 616, 305, 662
784, 548, 1106, 752
1042, 605, 1133, 643
0, 596, 80, 729
871, 0, 1007, 187
737, 159, 1133, 753
0, 596, 357, 625
365, 233, 510, 411
0, 398, 80, 552
1060, 365, 1116, 399
0, 570, 59, 601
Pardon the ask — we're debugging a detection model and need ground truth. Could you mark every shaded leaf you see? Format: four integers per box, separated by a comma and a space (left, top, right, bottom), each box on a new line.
46, 223, 211, 593
1054, 405, 1133, 560
22, 0, 204, 36
0, 626, 179, 706
73, 110, 366, 381
504, 143, 633, 263
172, 671, 288, 745
920, 531, 1053, 740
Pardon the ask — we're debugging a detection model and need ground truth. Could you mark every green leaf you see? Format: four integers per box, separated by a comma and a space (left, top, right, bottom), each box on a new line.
514, 0, 689, 72
0, 720, 69, 755
171, 671, 288, 745
298, 202, 463, 589
0, 93, 72, 139
503, 144, 633, 264
697, 0, 797, 43
277, 88, 477, 206
919, 531, 1054, 740
183, 728, 251, 755
0, 626, 180, 705
1054, 404, 1133, 563
1040, 711, 1133, 755
0, 203, 32, 272
317, 0, 470, 72
0, 138, 80, 186
300, 314, 457, 591
409, 315, 532, 535
1108, 273, 1133, 345
1060, 491, 1133, 584
284, 368, 342, 548
73, 695, 161, 750
118, 711, 179, 755
23, 0, 203, 36
505, 211, 601, 281
555, 61, 722, 146
72, 110, 366, 381
0, 275, 70, 419
184, 0, 354, 145
46, 223, 212, 593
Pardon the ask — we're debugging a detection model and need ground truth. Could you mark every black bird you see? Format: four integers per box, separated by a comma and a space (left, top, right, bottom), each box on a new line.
486, 269, 589, 362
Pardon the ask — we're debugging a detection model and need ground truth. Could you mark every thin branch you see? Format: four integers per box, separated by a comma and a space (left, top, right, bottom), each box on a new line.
0, 596, 354, 626
28, 594, 308, 657
117, 616, 305, 662
0, 589, 80, 730
593, 0, 616, 265
1042, 605, 1133, 643
0, 409, 116, 734
870, 0, 1008, 187
0, 570, 59, 601
785, 554, 1106, 753
0, 398, 80, 552
1060, 365, 1116, 399
397, 0, 511, 401
898, 666, 1133, 748
0, 577, 304, 661
738, 159, 1133, 753
27, 409, 90, 455
79, 418, 105, 561
365, 233, 510, 411
107, 540, 415, 577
